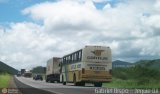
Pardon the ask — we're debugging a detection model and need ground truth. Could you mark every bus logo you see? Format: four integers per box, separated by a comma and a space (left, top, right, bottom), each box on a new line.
91, 50, 104, 56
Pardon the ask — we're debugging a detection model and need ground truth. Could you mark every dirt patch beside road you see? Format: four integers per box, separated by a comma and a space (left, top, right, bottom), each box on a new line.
8, 76, 22, 94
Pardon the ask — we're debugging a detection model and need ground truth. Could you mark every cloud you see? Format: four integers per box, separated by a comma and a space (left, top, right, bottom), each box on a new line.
22, 1, 103, 32
0, 0, 9, 3
93, 0, 109, 3
1, 0, 160, 70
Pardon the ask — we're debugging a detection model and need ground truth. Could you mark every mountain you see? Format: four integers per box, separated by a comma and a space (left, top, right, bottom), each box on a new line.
112, 60, 135, 68
0, 61, 18, 74
135, 59, 160, 71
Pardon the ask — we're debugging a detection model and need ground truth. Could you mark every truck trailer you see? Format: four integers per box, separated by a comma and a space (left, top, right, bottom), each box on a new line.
21, 69, 26, 76
46, 57, 61, 83
24, 71, 32, 78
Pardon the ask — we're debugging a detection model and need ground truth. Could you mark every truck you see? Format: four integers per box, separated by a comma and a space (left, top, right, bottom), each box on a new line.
21, 69, 26, 76
24, 71, 32, 78
46, 57, 61, 83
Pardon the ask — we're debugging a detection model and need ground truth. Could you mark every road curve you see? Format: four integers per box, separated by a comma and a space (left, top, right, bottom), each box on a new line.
14, 76, 55, 94
14, 76, 152, 94
14, 76, 100, 94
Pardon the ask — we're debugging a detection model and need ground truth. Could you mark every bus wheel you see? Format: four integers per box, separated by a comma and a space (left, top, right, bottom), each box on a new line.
94, 82, 102, 87
63, 82, 66, 85
62, 75, 66, 85
73, 74, 77, 86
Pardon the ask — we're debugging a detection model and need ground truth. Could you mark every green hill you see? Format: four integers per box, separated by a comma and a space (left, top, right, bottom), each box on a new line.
109, 59, 160, 88
135, 59, 160, 71
112, 60, 134, 68
112, 59, 160, 71
0, 61, 18, 74
31, 66, 46, 74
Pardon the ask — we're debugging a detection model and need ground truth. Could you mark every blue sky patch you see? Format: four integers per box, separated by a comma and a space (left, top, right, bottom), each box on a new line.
0, 0, 121, 23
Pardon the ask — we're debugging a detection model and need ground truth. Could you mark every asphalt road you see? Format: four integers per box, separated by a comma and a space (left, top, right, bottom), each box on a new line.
15, 76, 157, 94
14, 76, 100, 94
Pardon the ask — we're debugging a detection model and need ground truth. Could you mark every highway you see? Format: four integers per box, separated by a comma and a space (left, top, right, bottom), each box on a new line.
14, 76, 156, 94
14, 76, 100, 94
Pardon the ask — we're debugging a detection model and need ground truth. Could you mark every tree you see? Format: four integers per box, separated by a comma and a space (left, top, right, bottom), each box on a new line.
31, 66, 46, 74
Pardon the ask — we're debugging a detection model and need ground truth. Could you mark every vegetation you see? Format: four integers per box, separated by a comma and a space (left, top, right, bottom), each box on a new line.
135, 59, 160, 71
0, 61, 18, 74
31, 66, 46, 74
0, 73, 11, 88
103, 65, 160, 88
103, 78, 160, 88
0, 61, 16, 88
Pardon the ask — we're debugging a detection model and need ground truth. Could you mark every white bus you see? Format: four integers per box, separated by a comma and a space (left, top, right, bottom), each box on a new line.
60, 46, 112, 87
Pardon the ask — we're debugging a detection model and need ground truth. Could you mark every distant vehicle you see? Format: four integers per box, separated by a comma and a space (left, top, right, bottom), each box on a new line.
24, 71, 32, 78
16, 71, 21, 77
33, 74, 43, 81
46, 57, 61, 83
21, 69, 26, 75
60, 46, 112, 87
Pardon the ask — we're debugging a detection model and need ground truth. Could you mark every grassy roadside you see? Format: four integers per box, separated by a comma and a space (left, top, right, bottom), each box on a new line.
103, 78, 160, 88
0, 73, 11, 88
103, 65, 160, 89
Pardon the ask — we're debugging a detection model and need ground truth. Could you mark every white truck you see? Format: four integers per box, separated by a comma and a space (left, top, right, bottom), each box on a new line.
46, 57, 61, 83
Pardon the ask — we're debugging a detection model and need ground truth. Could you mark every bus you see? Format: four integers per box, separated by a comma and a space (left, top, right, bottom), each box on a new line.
60, 46, 112, 87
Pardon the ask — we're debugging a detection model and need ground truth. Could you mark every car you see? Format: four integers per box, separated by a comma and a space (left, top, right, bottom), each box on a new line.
33, 74, 43, 81
16, 73, 21, 77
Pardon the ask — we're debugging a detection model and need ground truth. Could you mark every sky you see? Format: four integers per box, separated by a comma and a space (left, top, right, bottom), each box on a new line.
0, 0, 160, 70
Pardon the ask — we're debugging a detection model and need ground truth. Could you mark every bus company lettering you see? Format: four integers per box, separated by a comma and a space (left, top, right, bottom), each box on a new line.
87, 56, 108, 60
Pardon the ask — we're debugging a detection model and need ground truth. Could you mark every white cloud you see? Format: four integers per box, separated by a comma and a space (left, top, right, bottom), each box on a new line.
22, 0, 104, 33
93, 0, 109, 3
144, 15, 160, 28
1, 0, 160, 69
154, 0, 160, 12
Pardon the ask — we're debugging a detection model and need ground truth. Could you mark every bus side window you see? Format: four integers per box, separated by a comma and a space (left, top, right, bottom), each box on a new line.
66, 56, 68, 63
72, 54, 74, 63
74, 53, 77, 62
63, 57, 65, 64
76, 52, 78, 62
79, 51, 81, 61
66, 57, 68, 64
68, 56, 70, 63
70, 55, 72, 62
69, 55, 72, 63
71, 54, 74, 63
77, 52, 79, 61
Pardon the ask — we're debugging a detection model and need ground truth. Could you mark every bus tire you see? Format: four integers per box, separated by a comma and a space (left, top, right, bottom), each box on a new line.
63, 82, 66, 85
73, 74, 77, 86
94, 82, 102, 87
62, 75, 66, 85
